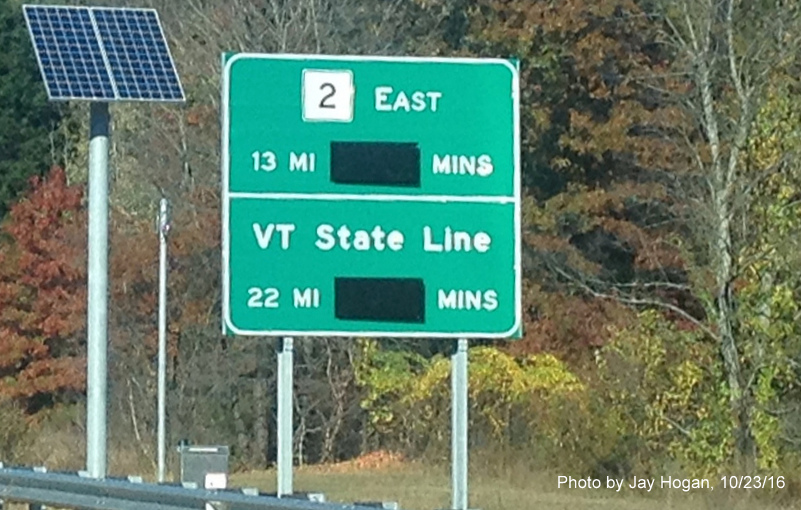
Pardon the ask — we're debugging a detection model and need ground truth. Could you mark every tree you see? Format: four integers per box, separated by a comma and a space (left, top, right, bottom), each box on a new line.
412, 0, 696, 356
728, 67, 801, 469
641, 0, 801, 469
416, 0, 801, 471
0, 0, 65, 217
0, 166, 86, 412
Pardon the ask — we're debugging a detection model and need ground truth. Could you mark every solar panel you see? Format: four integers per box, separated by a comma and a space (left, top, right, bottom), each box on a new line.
22, 4, 185, 103
92, 8, 184, 101
24, 5, 116, 101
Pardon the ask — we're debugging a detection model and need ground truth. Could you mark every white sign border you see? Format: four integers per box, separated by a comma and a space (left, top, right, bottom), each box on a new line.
221, 53, 522, 338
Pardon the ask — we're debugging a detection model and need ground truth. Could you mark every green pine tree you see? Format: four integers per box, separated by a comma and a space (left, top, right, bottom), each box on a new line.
0, 0, 64, 217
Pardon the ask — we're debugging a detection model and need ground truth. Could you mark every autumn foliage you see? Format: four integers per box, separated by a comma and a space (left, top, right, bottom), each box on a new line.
0, 166, 86, 410
0, 0, 799, 482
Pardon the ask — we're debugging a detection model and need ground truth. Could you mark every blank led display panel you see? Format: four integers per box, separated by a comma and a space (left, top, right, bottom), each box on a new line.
330, 142, 421, 187
334, 277, 425, 323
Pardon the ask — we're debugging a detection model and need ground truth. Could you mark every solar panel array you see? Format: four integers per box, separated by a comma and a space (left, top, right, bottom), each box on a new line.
23, 5, 185, 102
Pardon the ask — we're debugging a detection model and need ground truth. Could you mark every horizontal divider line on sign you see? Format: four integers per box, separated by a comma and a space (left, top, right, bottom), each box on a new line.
226, 192, 517, 204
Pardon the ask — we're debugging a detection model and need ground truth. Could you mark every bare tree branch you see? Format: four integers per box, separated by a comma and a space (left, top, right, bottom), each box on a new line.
539, 251, 721, 342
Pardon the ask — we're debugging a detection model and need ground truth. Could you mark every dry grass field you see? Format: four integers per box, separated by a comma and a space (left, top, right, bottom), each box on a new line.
8, 430, 801, 510
230, 452, 801, 510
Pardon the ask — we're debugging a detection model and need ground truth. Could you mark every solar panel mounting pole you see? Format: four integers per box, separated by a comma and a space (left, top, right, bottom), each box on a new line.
87, 101, 110, 479
452, 338, 468, 510
22, 2, 187, 483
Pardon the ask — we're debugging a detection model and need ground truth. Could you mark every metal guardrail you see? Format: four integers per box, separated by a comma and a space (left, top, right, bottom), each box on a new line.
0, 464, 400, 510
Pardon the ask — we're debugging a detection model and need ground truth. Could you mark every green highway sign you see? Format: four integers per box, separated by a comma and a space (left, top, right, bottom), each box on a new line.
221, 54, 521, 338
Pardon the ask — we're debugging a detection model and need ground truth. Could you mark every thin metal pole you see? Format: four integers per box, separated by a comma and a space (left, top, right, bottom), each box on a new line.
87, 102, 110, 479
277, 337, 294, 496
157, 198, 170, 483
452, 339, 468, 510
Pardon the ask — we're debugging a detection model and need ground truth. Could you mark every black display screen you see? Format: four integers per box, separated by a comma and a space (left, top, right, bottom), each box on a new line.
330, 142, 421, 187
334, 277, 425, 323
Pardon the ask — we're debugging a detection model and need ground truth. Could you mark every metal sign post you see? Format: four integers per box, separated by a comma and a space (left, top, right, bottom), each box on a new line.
451, 339, 469, 510
157, 198, 170, 483
277, 337, 294, 496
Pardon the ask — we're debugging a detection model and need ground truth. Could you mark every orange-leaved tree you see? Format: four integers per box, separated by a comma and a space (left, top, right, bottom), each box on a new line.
0, 165, 87, 412
413, 0, 701, 358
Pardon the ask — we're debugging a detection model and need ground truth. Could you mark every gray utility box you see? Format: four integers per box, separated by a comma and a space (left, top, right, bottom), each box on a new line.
177, 445, 229, 489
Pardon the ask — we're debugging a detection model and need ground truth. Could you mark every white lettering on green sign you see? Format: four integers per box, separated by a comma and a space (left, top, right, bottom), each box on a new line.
374, 86, 443, 112
252, 223, 495, 253
253, 223, 296, 249
432, 154, 494, 177
315, 224, 405, 251
423, 227, 491, 253
437, 289, 498, 311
